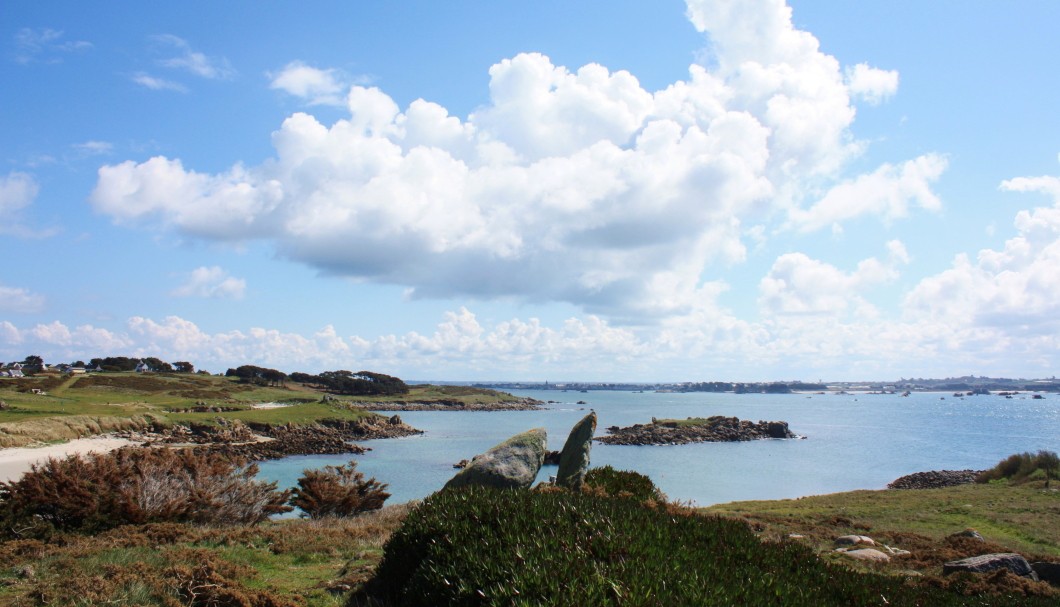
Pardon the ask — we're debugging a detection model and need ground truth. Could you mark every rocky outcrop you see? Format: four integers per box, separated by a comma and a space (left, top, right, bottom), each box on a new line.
943, 553, 1039, 581
948, 529, 986, 542
887, 469, 982, 489
596, 416, 798, 446
839, 548, 891, 563
835, 535, 875, 547
202, 424, 368, 460
131, 415, 422, 462
444, 428, 547, 490
556, 412, 596, 490
348, 397, 543, 411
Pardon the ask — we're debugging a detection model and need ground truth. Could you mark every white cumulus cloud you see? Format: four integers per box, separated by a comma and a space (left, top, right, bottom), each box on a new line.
269, 61, 347, 106
0, 171, 38, 214
906, 169, 1060, 338
0, 171, 55, 238
93, 0, 925, 323
845, 63, 899, 105
172, 266, 246, 299
788, 154, 947, 232
759, 241, 908, 317
0, 285, 45, 314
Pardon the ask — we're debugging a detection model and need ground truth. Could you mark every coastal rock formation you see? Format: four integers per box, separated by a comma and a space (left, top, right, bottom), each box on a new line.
887, 469, 982, 489
444, 428, 547, 490
556, 412, 596, 490
943, 553, 1039, 581
203, 424, 369, 460
128, 415, 423, 461
596, 416, 797, 446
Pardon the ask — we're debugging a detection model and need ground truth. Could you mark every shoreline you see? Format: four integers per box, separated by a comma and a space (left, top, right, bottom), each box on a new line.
0, 435, 137, 483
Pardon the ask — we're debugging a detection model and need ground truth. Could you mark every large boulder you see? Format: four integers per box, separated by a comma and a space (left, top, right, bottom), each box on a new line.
444, 428, 547, 491
556, 412, 597, 490
943, 553, 1039, 581
835, 535, 875, 547
840, 548, 891, 563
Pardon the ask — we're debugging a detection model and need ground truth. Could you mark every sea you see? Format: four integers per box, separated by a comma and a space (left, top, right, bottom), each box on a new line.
256, 389, 1060, 508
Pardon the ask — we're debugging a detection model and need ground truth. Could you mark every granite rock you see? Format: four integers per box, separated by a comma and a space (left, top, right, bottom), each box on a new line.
556, 412, 597, 490
444, 428, 547, 491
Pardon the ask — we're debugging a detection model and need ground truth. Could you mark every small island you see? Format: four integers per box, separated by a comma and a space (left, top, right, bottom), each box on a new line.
595, 415, 799, 445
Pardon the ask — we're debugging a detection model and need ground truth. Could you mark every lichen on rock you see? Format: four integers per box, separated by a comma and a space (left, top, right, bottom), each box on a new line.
444, 428, 548, 490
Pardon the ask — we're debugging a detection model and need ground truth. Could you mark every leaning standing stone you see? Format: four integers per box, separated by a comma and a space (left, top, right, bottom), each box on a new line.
556, 412, 597, 490
444, 428, 547, 490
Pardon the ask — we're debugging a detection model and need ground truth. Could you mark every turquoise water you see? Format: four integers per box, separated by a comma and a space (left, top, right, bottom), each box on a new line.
256, 390, 1060, 507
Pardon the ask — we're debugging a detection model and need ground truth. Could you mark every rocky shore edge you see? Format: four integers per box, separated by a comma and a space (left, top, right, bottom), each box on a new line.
347, 397, 543, 411
595, 415, 798, 446
887, 469, 984, 490
118, 415, 423, 462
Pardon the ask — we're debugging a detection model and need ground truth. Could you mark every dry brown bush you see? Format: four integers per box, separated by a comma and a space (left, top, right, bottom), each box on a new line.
0, 447, 291, 537
289, 462, 389, 518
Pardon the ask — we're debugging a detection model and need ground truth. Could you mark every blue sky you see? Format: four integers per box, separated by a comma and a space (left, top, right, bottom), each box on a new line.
2, 0, 1059, 381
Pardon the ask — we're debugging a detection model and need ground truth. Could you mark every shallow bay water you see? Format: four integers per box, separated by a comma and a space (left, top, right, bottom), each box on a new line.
257, 390, 1060, 508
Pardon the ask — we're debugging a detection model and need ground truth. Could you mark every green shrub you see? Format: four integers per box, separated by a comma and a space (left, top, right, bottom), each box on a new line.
290, 461, 390, 518
0, 447, 291, 537
977, 450, 1060, 485
583, 465, 665, 501
352, 486, 1039, 607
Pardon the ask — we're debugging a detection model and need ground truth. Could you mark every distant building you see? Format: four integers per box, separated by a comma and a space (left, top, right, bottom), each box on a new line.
134, 360, 151, 373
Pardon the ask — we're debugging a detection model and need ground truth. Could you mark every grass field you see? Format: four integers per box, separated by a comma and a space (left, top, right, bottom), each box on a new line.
704, 479, 1060, 587
0, 504, 414, 607
0, 373, 520, 447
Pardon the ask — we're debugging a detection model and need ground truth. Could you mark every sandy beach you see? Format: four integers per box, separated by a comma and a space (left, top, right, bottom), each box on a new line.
0, 436, 137, 483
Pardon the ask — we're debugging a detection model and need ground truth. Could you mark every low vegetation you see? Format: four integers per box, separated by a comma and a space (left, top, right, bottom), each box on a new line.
0, 450, 394, 540
704, 481, 1060, 559
0, 505, 411, 606
291, 463, 391, 519
0, 455, 1056, 605
353, 483, 1052, 606
582, 465, 666, 502
977, 450, 1059, 486
0, 448, 292, 538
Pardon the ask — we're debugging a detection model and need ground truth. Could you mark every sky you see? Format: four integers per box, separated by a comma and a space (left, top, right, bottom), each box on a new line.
2, 0, 1059, 382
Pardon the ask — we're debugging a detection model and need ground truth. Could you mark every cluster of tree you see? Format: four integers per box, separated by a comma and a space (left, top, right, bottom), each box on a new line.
89, 356, 169, 372
225, 365, 287, 386
290, 370, 409, 396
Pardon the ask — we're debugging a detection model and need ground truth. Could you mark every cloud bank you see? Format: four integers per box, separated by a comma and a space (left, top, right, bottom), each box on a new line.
57, 0, 1060, 378
92, 0, 930, 324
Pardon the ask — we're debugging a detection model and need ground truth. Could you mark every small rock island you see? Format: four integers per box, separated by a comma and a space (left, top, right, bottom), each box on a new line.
595, 415, 799, 446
